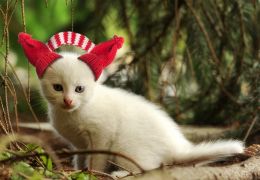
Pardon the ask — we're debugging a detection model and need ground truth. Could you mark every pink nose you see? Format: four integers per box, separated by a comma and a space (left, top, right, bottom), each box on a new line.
64, 98, 73, 106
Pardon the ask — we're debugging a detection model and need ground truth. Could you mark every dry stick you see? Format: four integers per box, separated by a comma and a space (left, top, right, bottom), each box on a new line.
0, 7, 5, 47
6, 76, 19, 132
119, 0, 134, 44
2, 24, 18, 149
5, 134, 62, 169
185, 1, 219, 65
20, 0, 31, 104
201, 3, 222, 38
107, 160, 133, 174
0, 97, 9, 134
212, 0, 225, 33
236, 1, 246, 67
89, 169, 116, 180
0, 0, 17, 45
0, 79, 21, 149
6, 0, 18, 28
0, 75, 15, 97
0, 51, 41, 129
0, 149, 145, 173
3, 1, 12, 135
170, 0, 182, 115
1, 0, 20, 134
6, 60, 41, 126
0, 6, 6, 128
243, 116, 258, 142
20, 0, 26, 32
186, 47, 195, 79
0, 76, 18, 127
223, 2, 245, 81
185, 0, 241, 106
135, 6, 176, 60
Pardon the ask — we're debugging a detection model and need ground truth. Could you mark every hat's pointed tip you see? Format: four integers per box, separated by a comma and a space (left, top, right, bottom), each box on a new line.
18, 32, 32, 44
113, 35, 124, 49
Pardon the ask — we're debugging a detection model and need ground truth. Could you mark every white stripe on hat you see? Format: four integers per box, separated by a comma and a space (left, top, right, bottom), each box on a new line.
67, 32, 72, 44
50, 37, 58, 49
73, 33, 81, 46
46, 32, 95, 52
81, 38, 88, 50
59, 32, 65, 44
88, 43, 95, 52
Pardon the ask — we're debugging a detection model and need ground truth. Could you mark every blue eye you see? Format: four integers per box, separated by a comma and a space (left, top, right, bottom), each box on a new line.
75, 86, 85, 93
53, 84, 63, 91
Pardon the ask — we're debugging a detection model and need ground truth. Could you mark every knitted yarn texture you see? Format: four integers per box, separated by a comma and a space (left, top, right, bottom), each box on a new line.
18, 32, 124, 80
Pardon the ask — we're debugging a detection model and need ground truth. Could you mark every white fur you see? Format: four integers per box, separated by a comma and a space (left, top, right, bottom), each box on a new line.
40, 52, 244, 176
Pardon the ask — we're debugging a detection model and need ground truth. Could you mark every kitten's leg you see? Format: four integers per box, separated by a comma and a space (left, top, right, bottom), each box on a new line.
87, 154, 108, 172
73, 154, 87, 169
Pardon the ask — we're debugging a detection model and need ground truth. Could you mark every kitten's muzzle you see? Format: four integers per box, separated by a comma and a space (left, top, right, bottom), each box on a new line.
63, 98, 73, 107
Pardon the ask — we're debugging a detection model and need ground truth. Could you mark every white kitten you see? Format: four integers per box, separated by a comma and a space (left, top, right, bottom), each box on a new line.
40, 52, 244, 177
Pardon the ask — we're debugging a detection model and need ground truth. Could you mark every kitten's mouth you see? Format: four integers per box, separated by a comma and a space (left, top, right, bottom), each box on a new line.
61, 105, 77, 111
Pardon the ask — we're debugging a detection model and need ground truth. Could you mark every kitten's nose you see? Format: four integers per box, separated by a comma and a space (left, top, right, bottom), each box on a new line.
63, 98, 73, 106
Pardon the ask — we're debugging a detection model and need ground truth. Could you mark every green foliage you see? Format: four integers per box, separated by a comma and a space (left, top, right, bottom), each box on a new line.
11, 162, 42, 180
0, 151, 12, 161
0, 143, 97, 179
69, 172, 97, 180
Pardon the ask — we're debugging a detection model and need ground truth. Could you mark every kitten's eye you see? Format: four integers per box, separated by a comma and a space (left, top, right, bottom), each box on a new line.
75, 86, 85, 93
53, 84, 63, 91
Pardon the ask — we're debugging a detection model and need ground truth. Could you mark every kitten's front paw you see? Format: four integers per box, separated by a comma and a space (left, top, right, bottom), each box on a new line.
111, 170, 131, 179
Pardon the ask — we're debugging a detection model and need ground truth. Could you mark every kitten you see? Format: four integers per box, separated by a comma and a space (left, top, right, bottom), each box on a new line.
40, 52, 244, 177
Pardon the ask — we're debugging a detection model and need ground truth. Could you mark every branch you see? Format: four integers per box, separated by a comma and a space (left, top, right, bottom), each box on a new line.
185, 0, 242, 106
0, 149, 145, 173
185, 0, 220, 65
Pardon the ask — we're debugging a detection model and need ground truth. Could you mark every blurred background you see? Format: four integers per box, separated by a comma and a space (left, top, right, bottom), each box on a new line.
0, 0, 259, 144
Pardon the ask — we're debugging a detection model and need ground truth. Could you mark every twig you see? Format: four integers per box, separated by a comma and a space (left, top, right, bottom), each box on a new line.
201, 3, 222, 38
138, 12, 175, 59
186, 47, 195, 78
0, 149, 145, 173
7, 0, 18, 28
18, 172, 30, 179
88, 169, 116, 180
0, 74, 19, 132
185, 0, 220, 65
0, 96, 9, 134
0, 52, 40, 127
20, 0, 31, 103
0, 134, 62, 169
119, 0, 134, 44
6, 60, 41, 126
235, 1, 246, 74
243, 116, 258, 142
107, 160, 133, 174
2, 0, 15, 138
185, 0, 242, 106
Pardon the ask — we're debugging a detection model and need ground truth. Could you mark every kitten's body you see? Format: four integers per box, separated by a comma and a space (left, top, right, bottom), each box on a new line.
41, 52, 244, 176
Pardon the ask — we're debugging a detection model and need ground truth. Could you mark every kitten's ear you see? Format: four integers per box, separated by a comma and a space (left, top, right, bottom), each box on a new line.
78, 35, 124, 81
18, 32, 62, 78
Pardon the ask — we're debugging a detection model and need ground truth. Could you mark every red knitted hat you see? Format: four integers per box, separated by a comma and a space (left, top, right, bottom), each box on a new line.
18, 32, 124, 80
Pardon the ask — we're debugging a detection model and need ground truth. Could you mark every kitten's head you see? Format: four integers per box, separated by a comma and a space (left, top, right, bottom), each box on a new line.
40, 52, 96, 112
